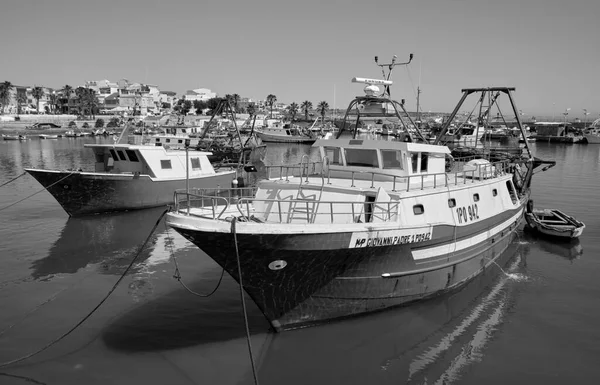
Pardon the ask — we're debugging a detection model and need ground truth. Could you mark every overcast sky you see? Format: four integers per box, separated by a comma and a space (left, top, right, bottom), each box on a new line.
1, 0, 598, 118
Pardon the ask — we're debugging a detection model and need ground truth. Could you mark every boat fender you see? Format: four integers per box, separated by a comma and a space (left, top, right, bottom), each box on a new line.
403, 134, 411, 142
231, 178, 238, 188
527, 199, 534, 213
456, 134, 462, 140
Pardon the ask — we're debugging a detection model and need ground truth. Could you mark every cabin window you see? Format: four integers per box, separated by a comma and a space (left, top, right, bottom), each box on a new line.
125, 150, 139, 162
420, 153, 428, 172
178, 139, 183, 144
155, 138, 160, 142
344, 148, 379, 168
381, 150, 403, 169
413, 204, 424, 215
473, 193, 480, 202
182, 128, 187, 133
448, 198, 456, 208
506, 181, 517, 204
492, 189, 498, 197
166, 139, 171, 143
411, 153, 419, 173
324, 147, 342, 165
191, 157, 201, 170
117, 150, 127, 161
109, 149, 118, 160
160, 160, 172, 169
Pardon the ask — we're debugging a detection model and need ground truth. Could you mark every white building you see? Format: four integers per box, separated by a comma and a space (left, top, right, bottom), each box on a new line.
183, 88, 217, 102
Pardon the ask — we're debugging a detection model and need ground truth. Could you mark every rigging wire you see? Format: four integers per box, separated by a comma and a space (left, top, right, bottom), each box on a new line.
165, 223, 226, 297
0, 172, 26, 188
0, 208, 169, 369
231, 217, 259, 385
0, 172, 76, 213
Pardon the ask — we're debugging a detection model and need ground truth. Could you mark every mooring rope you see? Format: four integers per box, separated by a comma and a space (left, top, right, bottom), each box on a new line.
0, 172, 76, 213
231, 217, 259, 385
0, 172, 27, 188
0, 371, 47, 385
0, 208, 169, 369
165, 223, 226, 297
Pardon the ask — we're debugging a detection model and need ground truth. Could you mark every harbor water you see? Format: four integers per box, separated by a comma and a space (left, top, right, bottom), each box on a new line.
1, 137, 599, 384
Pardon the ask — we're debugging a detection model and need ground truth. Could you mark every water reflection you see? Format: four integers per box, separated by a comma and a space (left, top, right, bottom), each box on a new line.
255, 241, 529, 385
30, 206, 171, 279
522, 230, 583, 261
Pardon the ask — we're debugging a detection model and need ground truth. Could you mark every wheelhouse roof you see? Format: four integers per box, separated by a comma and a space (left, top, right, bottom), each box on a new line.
83, 143, 212, 155
313, 138, 451, 154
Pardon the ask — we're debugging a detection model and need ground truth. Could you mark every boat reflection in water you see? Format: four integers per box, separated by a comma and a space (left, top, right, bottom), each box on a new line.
257, 239, 528, 384
522, 228, 583, 262
30, 206, 171, 280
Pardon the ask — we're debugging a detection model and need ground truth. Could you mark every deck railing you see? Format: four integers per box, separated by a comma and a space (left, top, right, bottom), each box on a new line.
265, 159, 510, 192
173, 189, 400, 224
172, 159, 511, 221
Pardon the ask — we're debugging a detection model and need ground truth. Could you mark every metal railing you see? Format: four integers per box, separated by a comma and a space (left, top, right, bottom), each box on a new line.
173, 189, 400, 224
172, 159, 510, 221
265, 158, 509, 192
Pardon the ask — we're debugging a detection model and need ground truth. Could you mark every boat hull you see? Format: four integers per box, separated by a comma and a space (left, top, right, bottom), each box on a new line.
524, 212, 584, 239
169, 204, 525, 331
25, 169, 237, 216
584, 134, 600, 144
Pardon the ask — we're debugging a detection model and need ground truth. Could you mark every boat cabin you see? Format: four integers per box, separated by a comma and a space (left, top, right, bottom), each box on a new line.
84, 143, 216, 178
314, 138, 450, 178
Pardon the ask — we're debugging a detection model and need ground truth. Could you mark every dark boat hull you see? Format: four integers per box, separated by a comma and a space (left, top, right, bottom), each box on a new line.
172, 205, 525, 331
25, 169, 236, 217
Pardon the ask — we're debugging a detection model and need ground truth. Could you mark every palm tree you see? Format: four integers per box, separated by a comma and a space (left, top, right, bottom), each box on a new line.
266, 94, 277, 118
317, 101, 329, 123
232, 93, 241, 112
31, 86, 45, 114
62, 85, 73, 114
300, 100, 312, 121
0, 81, 14, 114
287, 102, 299, 121
48, 93, 58, 114
17, 93, 27, 115
86, 88, 99, 119
246, 102, 256, 116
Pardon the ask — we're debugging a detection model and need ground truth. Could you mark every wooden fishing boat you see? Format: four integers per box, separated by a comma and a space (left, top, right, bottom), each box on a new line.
525, 202, 585, 239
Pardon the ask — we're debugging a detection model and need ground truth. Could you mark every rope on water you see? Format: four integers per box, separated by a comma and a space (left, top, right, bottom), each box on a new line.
0, 371, 48, 385
0, 172, 76, 213
231, 217, 259, 385
165, 222, 226, 297
0, 172, 27, 188
0, 208, 169, 369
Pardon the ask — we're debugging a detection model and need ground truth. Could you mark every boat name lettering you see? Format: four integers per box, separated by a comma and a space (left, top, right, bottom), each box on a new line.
456, 203, 479, 224
353, 232, 431, 248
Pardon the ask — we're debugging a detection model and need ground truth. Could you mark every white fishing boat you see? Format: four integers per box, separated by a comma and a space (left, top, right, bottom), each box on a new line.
2, 134, 26, 141
165, 55, 551, 331
583, 127, 600, 144
25, 143, 240, 217
255, 119, 318, 144
39, 134, 59, 139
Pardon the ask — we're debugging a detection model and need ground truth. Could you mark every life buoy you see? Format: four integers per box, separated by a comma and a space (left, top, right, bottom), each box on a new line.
403, 134, 411, 142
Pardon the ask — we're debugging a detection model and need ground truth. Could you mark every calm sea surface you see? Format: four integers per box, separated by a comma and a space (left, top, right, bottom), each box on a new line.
0, 136, 599, 385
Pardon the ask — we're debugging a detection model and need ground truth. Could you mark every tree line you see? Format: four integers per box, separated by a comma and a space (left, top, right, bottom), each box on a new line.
173, 93, 331, 122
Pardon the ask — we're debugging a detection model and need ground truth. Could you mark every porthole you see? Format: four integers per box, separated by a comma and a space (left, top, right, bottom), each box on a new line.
413, 204, 424, 215
448, 198, 456, 208
473, 193, 480, 202
492, 189, 498, 197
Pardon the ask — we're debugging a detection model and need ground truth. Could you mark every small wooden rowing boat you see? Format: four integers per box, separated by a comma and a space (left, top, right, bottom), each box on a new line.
2, 134, 27, 141
525, 200, 585, 239
39, 134, 59, 139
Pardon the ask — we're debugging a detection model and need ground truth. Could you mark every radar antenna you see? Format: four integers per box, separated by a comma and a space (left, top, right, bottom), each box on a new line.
374, 53, 413, 97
